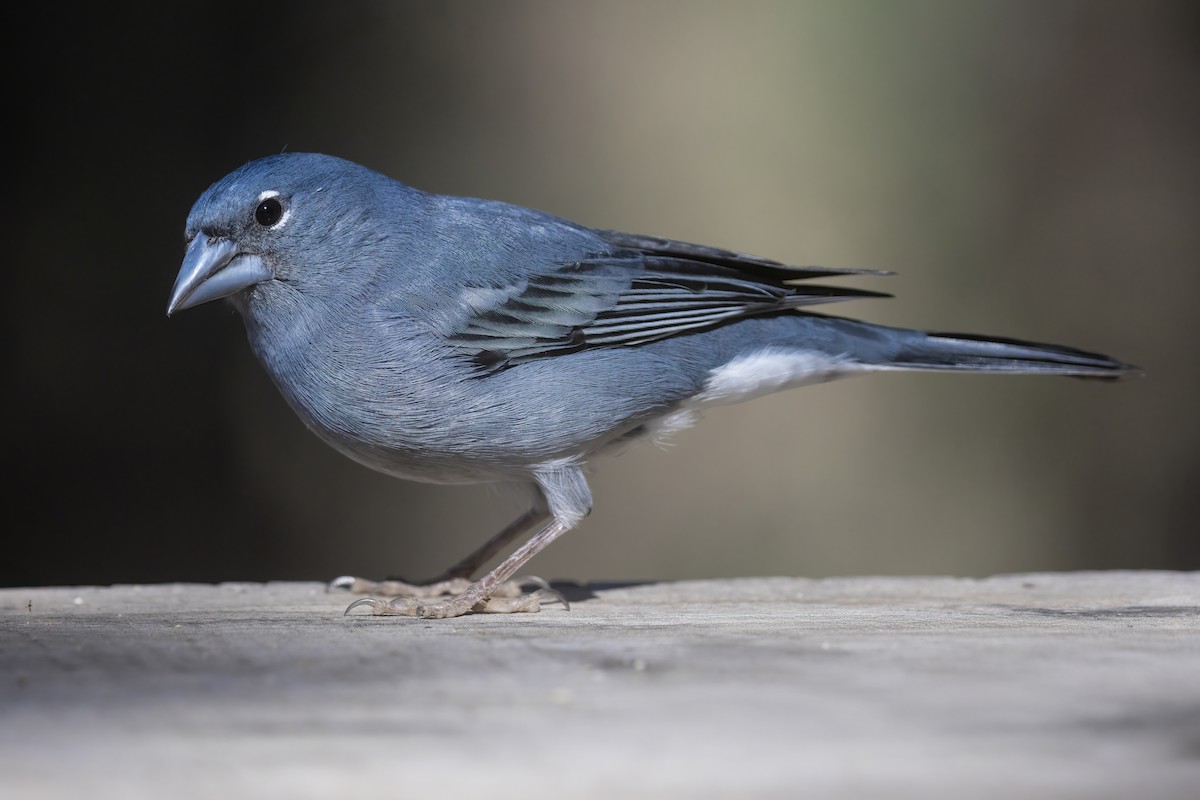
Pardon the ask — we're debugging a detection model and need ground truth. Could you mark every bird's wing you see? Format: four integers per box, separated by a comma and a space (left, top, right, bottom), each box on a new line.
430, 228, 891, 372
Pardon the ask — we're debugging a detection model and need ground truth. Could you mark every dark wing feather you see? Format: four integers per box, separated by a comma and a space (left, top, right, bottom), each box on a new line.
447, 234, 891, 372
597, 230, 893, 282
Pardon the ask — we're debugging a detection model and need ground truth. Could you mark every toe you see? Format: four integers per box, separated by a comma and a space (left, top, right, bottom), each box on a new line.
344, 596, 423, 616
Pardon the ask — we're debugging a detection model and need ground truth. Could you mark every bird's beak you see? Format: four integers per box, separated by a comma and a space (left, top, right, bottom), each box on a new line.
167, 236, 273, 316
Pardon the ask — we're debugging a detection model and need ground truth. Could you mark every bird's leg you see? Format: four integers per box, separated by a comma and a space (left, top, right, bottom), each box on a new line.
424, 503, 551, 583
329, 493, 551, 598
346, 517, 573, 617
345, 465, 590, 618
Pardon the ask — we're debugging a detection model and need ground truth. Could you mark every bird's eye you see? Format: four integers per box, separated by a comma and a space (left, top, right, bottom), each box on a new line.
255, 197, 284, 227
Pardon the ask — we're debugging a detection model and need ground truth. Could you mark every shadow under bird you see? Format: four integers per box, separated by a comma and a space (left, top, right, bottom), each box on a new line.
167, 153, 1136, 619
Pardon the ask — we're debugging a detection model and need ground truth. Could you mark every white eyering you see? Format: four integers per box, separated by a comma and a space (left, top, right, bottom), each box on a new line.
256, 189, 292, 231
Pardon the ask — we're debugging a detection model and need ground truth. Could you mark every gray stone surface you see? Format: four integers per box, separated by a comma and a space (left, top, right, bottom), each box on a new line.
1, 572, 1197, 799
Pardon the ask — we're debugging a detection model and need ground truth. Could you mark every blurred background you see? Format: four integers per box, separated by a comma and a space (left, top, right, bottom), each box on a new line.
7, 1, 1197, 588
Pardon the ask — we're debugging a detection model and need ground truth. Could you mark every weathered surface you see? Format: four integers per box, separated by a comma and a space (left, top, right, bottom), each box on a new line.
1, 573, 1197, 799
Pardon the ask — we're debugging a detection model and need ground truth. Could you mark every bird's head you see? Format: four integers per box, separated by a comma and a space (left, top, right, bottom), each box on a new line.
167, 152, 395, 316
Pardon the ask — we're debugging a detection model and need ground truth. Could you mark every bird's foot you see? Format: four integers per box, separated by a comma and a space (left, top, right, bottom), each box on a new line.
328, 574, 548, 599
344, 586, 568, 619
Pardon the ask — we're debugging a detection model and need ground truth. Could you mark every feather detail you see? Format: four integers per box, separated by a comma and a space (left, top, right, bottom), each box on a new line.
446, 241, 889, 372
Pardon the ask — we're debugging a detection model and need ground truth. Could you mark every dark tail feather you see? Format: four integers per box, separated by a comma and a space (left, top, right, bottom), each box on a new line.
890, 331, 1139, 381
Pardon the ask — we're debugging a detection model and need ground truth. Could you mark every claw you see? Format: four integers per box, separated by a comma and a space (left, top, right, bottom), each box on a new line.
344, 597, 384, 615
533, 587, 570, 611
518, 575, 551, 590
328, 575, 357, 592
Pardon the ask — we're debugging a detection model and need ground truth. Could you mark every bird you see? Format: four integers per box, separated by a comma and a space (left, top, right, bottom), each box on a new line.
168, 152, 1135, 619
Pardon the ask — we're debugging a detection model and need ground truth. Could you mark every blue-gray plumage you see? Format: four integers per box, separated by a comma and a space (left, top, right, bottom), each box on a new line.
168, 153, 1135, 618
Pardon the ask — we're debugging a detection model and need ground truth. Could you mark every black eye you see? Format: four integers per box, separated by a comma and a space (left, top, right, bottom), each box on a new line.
255, 197, 284, 227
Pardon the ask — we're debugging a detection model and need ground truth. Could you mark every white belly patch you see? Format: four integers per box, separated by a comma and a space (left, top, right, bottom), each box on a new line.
692, 347, 860, 407
644, 347, 864, 447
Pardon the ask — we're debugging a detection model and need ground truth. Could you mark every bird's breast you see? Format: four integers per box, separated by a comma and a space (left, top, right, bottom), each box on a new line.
241, 304, 590, 483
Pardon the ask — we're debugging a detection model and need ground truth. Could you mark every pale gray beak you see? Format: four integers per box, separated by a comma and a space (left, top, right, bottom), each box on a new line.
167, 236, 273, 315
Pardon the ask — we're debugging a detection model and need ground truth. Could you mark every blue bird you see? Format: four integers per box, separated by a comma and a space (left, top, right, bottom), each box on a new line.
168, 153, 1135, 618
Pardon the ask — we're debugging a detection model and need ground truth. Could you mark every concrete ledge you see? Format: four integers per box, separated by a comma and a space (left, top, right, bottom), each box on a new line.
2, 572, 1198, 799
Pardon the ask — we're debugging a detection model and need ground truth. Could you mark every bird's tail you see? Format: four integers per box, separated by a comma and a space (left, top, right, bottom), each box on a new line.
877, 330, 1138, 380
